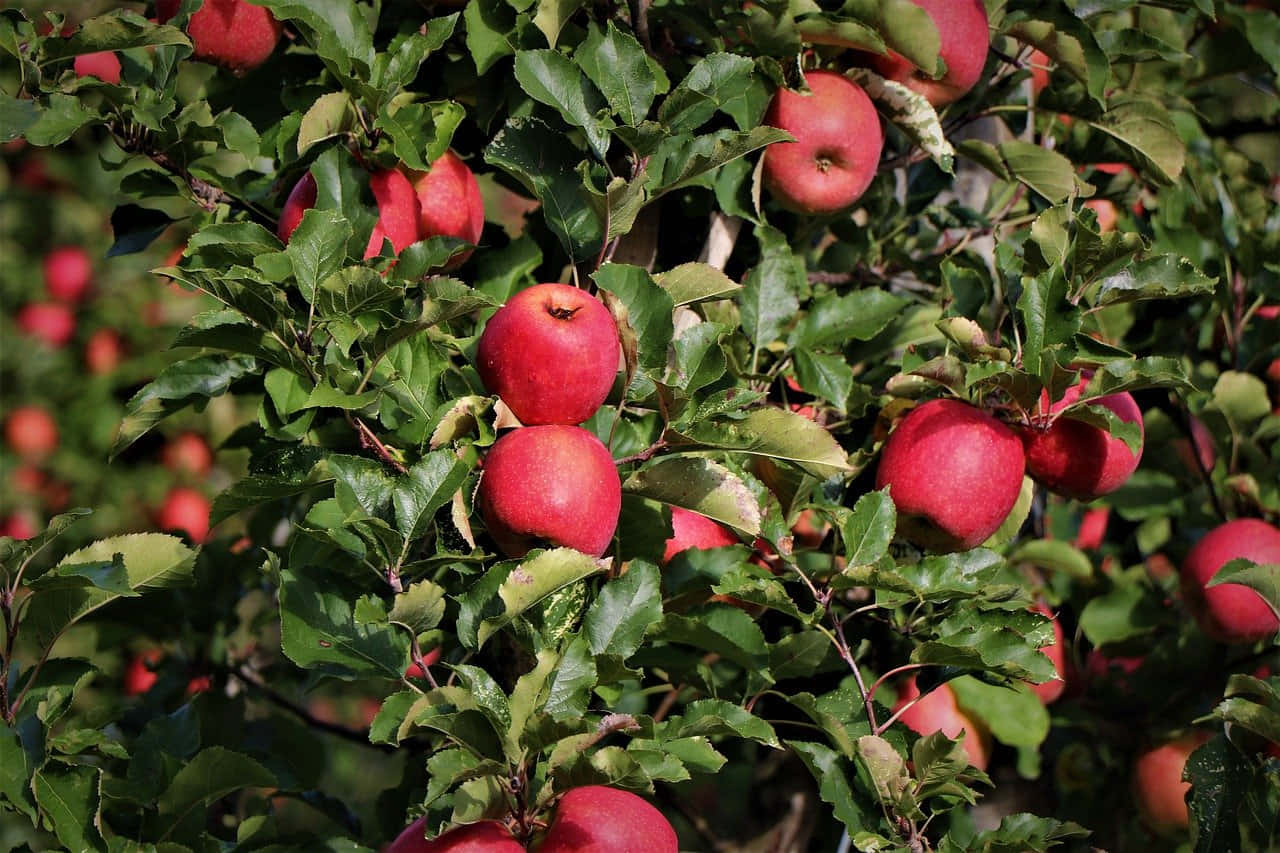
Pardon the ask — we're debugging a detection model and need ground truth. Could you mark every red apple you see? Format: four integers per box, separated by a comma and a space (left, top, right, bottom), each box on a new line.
1019, 375, 1144, 501
18, 302, 75, 347
761, 70, 884, 215
1266, 358, 1280, 384
156, 0, 282, 74
892, 676, 991, 770
405, 646, 442, 680
539, 786, 678, 853
875, 398, 1025, 552
185, 674, 212, 696
85, 328, 125, 374
1084, 198, 1118, 234
870, 0, 990, 107
0, 510, 39, 540
1028, 602, 1067, 704
477, 425, 621, 558
279, 169, 421, 260
409, 150, 485, 269
1074, 506, 1109, 550
1174, 415, 1216, 475
123, 649, 163, 696
156, 487, 212, 543
73, 51, 122, 84
1257, 305, 1280, 322
476, 283, 620, 426
43, 246, 93, 301
388, 817, 522, 853
5, 406, 59, 459
1027, 48, 1051, 95
162, 432, 214, 476
663, 506, 739, 564
1180, 519, 1280, 644
276, 172, 317, 244
1133, 733, 1209, 835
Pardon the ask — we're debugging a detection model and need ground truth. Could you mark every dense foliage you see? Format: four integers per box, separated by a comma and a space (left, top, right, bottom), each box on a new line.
2, 0, 1280, 850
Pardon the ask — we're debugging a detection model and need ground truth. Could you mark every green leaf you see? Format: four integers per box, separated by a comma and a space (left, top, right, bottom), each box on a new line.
623, 457, 761, 536
661, 608, 770, 672
668, 322, 729, 393
847, 68, 953, 174
741, 225, 802, 353
949, 678, 1050, 749
997, 141, 1080, 204
789, 288, 908, 349
297, 92, 357, 157
514, 50, 611, 159
32, 765, 104, 853
156, 747, 276, 831
112, 355, 258, 457
1208, 559, 1280, 625
671, 407, 851, 480
1078, 581, 1164, 646
463, 0, 518, 75
1009, 539, 1093, 579
1186, 734, 1251, 853
284, 209, 353, 304
648, 127, 791, 195
0, 724, 36, 820
659, 53, 755, 134
965, 813, 1091, 851
1017, 271, 1078, 378
654, 262, 742, 306
28, 554, 135, 596
843, 489, 896, 568
576, 22, 656, 126
278, 568, 410, 680
1211, 372, 1272, 427
389, 580, 448, 635
42, 13, 190, 58
544, 635, 597, 720
1094, 255, 1216, 306
375, 98, 465, 172
1086, 98, 1186, 184
1005, 4, 1110, 106
24, 93, 99, 147
1079, 357, 1193, 398
673, 699, 781, 747
254, 0, 375, 80
532, 0, 587, 48
594, 263, 674, 378
793, 349, 854, 410
582, 561, 663, 659
392, 450, 474, 542
0, 95, 40, 142
789, 740, 868, 833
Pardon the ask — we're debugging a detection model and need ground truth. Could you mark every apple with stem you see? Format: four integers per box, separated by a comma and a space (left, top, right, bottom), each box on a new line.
43, 246, 93, 301
5, 406, 59, 459
388, 817, 522, 853
761, 70, 884, 215
476, 283, 620, 426
1179, 519, 1280, 644
892, 675, 991, 770
875, 398, 1025, 552
409, 150, 485, 269
870, 0, 990, 107
538, 785, 679, 853
477, 425, 621, 558
156, 0, 282, 74
1133, 732, 1210, 835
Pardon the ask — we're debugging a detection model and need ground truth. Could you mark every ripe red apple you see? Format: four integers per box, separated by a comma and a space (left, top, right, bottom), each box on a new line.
0, 510, 39, 540
85, 328, 125, 375
1266, 358, 1280, 384
539, 786, 679, 853
1028, 603, 1067, 704
1257, 305, 1280, 322
1180, 519, 1280, 644
405, 646, 442, 680
1019, 375, 1144, 501
1027, 48, 1051, 95
73, 51, 122, 84
185, 674, 212, 696
477, 425, 621, 558
663, 506, 739, 564
276, 172, 317, 244
18, 302, 75, 347
409, 150, 485, 269
162, 432, 214, 476
43, 246, 93, 301
123, 649, 163, 696
870, 0, 990, 107
5, 406, 59, 459
875, 398, 1025, 552
278, 168, 421, 260
1074, 506, 1109, 550
761, 70, 884, 215
1174, 414, 1216, 475
892, 676, 991, 770
476, 283, 620, 426
387, 817, 522, 853
1084, 198, 1118, 233
156, 0, 282, 74
156, 487, 212, 544
1133, 733, 1209, 835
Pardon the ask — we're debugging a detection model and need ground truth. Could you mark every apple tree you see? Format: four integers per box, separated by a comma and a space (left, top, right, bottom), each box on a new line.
2, 0, 1280, 850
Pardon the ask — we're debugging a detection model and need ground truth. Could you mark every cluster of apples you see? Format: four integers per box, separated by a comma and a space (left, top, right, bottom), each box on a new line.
387, 785, 677, 852
761, 0, 990, 215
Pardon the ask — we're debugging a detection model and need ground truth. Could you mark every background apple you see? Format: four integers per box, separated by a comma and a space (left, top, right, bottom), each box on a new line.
85, 328, 125, 375
122, 649, 163, 696
476, 283, 619, 426
761, 70, 884, 215
73, 51, 122, 84
875, 398, 1025, 552
162, 432, 214, 477
663, 506, 739, 564
1180, 518, 1280, 644
5, 406, 59, 459
870, 0, 990, 106
156, 0, 282, 74
43, 246, 92, 302
387, 816, 522, 852
477, 425, 621, 557
892, 676, 991, 770
1132, 732, 1209, 835
1029, 603, 1067, 704
538, 785, 679, 853
1084, 198, 1118, 233
405, 646, 442, 681
0, 510, 39, 541
156, 487, 212, 544
18, 302, 75, 347
276, 172, 317, 244
410, 150, 485, 269
1074, 506, 1110, 550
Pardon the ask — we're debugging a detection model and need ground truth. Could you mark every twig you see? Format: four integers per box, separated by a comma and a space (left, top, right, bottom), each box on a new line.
613, 438, 668, 466
350, 415, 408, 474
231, 665, 394, 752
629, 0, 652, 52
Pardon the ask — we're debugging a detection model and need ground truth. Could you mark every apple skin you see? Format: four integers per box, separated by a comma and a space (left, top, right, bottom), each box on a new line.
43, 246, 93, 301
761, 70, 884, 215
405, 646, 442, 680
0, 510, 39, 541
476, 283, 620, 426
18, 302, 75, 347
1018, 377, 1144, 501
1133, 733, 1209, 836
5, 406, 59, 459
163, 432, 214, 476
538, 786, 679, 853
870, 0, 990, 107
1174, 415, 1216, 475
74, 51, 122, 84
1179, 519, 1280, 644
663, 506, 739, 564
1084, 198, 1118, 234
388, 817, 523, 853
123, 649, 163, 696
156, 487, 212, 544
892, 676, 991, 770
1074, 506, 1109, 550
1028, 603, 1067, 704
156, 0, 282, 73
85, 328, 125, 375
279, 169, 421, 260
409, 150, 485, 269
276, 172, 317, 244
477, 426, 621, 558
875, 398, 1025, 552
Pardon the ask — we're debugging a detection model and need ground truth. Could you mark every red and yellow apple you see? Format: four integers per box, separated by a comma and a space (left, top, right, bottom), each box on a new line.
538, 785, 679, 853
1180, 519, 1280, 644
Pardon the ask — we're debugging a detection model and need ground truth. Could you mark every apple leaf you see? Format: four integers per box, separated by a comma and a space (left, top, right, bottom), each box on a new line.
1207, 559, 1280, 624
623, 457, 762, 536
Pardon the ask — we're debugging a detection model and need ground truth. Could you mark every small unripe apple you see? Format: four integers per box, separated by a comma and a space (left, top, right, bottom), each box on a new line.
1074, 506, 1109, 550
43, 246, 93, 301
5, 406, 59, 459
85, 328, 125, 375
1019, 376, 1144, 501
387, 816, 522, 853
892, 676, 991, 770
157, 487, 212, 543
162, 432, 214, 476
539, 785, 679, 853
1028, 602, 1067, 705
761, 70, 884, 215
870, 0, 990, 107
1180, 519, 1280, 644
156, 0, 282, 74
476, 283, 620, 426
18, 302, 75, 347
663, 506, 739, 564
73, 51, 122, 84
875, 398, 1025, 552
477, 425, 621, 558
123, 649, 163, 696
1133, 732, 1209, 835
409, 150, 485, 269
